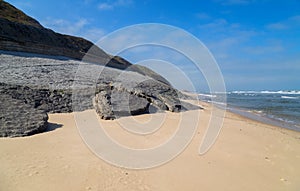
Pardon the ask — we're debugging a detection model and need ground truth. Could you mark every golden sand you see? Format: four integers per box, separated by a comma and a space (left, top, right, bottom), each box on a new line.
1, 101, 300, 191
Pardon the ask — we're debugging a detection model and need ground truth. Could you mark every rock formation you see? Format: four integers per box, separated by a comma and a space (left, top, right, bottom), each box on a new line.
0, 94, 48, 137
0, 52, 198, 137
0, 1, 199, 137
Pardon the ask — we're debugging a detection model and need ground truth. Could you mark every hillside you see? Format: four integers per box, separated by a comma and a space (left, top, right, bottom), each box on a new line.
0, 0, 170, 83
0, 0, 42, 28
0, 0, 135, 71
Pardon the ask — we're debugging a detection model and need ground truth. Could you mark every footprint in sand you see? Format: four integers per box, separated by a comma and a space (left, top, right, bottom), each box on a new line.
264, 156, 271, 162
280, 178, 287, 181
28, 171, 39, 176
280, 178, 289, 184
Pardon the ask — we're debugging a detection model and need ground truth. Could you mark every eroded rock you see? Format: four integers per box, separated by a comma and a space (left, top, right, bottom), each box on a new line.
0, 52, 199, 137
0, 94, 48, 137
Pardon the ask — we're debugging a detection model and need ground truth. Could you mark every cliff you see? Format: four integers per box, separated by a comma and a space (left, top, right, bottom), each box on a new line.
0, 0, 131, 69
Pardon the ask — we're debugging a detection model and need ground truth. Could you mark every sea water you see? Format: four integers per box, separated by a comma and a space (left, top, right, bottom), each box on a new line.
198, 91, 300, 131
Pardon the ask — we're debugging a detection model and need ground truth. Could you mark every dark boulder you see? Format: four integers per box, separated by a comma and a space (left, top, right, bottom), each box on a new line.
0, 94, 48, 137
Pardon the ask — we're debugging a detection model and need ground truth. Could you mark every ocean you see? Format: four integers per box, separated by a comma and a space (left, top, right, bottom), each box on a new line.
198, 91, 300, 131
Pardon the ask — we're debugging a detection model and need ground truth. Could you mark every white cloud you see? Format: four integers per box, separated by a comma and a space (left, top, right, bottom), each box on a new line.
217, 56, 300, 90
266, 15, 300, 30
41, 18, 105, 42
137, 59, 198, 91
197, 18, 245, 37
98, 3, 114, 10
42, 18, 88, 36
98, 0, 133, 10
198, 19, 228, 31
83, 28, 106, 42
197, 18, 257, 60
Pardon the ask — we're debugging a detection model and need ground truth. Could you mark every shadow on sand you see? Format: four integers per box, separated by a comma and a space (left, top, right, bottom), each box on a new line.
45, 122, 63, 132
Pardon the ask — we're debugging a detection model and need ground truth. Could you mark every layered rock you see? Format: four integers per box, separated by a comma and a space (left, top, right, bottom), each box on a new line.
93, 89, 150, 120
0, 1, 199, 137
0, 94, 48, 137
0, 52, 199, 137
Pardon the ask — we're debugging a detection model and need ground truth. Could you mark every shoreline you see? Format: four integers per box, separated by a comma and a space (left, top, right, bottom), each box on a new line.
199, 100, 300, 137
186, 91, 300, 133
225, 105, 300, 133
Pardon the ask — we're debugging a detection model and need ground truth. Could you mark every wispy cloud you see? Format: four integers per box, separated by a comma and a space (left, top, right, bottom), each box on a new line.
266, 15, 300, 30
197, 18, 256, 58
243, 44, 283, 55
266, 23, 288, 30
42, 18, 88, 35
98, 0, 133, 10
222, 54, 300, 88
197, 18, 243, 35
83, 0, 94, 4
196, 16, 300, 90
83, 28, 106, 42
195, 13, 211, 20
98, 3, 114, 10
41, 18, 105, 42
198, 18, 229, 32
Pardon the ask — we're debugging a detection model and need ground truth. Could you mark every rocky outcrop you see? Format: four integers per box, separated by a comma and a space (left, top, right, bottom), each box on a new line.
0, 1, 200, 137
0, 94, 48, 137
94, 91, 115, 120
93, 89, 150, 120
0, 52, 200, 137
0, 82, 74, 113
0, 52, 186, 116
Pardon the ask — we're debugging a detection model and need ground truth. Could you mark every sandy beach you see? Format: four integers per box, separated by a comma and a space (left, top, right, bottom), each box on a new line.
1, 101, 300, 191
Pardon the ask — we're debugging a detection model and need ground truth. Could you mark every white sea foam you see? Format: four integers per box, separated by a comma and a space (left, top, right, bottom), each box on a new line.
206, 100, 227, 106
231, 90, 300, 95
198, 93, 217, 98
231, 91, 257, 94
252, 110, 263, 114
281, 96, 299, 99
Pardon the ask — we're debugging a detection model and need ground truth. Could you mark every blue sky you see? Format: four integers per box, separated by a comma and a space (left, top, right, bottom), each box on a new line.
5, 0, 300, 91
